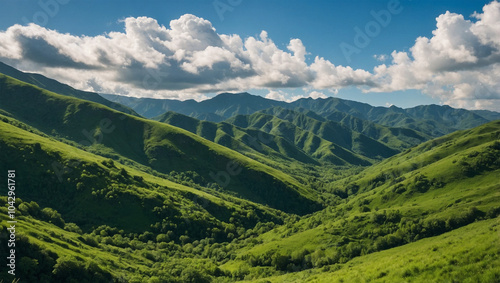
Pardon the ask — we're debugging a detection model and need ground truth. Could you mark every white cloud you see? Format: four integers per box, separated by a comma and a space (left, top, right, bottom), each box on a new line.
373, 54, 388, 61
265, 90, 287, 101
308, 91, 327, 99
0, 14, 374, 100
310, 56, 374, 89
370, 1, 500, 111
287, 38, 308, 61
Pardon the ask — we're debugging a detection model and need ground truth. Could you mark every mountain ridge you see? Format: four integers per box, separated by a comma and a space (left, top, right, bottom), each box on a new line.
0, 61, 140, 116
103, 92, 499, 139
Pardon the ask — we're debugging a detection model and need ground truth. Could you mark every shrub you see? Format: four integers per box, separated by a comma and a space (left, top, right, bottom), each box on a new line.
64, 223, 82, 234
41, 207, 65, 228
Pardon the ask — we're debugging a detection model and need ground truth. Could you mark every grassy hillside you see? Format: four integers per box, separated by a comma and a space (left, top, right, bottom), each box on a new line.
248, 218, 500, 282
0, 117, 286, 231
0, 74, 320, 215
0, 61, 139, 117
217, 120, 500, 281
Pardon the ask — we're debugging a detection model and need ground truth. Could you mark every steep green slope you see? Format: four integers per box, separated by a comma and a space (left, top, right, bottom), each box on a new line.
0, 74, 320, 214
0, 117, 298, 282
257, 107, 402, 158
154, 111, 320, 166
250, 219, 500, 282
219, 120, 500, 281
226, 112, 374, 165
0, 118, 283, 234
0, 61, 139, 116
290, 97, 492, 137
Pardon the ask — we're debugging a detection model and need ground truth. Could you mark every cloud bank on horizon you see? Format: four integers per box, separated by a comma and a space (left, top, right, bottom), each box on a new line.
0, 1, 499, 110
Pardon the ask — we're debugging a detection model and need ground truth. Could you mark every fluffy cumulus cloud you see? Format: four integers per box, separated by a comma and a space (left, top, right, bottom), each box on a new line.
2, 2, 500, 110
371, 1, 500, 110
0, 14, 373, 100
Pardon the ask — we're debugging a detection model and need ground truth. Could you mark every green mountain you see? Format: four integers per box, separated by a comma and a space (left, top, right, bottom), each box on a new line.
219, 119, 500, 281
0, 74, 320, 215
154, 111, 321, 166
255, 107, 427, 154
155, 110, 378, 166
225, 111, 383, 164
104, 91, 499, 139
102, 92, 286, 120
0, 61, 139, 117
321, 109, 431, 149
291, 98, 495, 137
0, 66, 498, 282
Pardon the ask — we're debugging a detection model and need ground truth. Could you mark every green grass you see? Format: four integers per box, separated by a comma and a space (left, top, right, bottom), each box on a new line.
216, 120, 500, 280
226, 112, 375, 166
251, 218, 500, 283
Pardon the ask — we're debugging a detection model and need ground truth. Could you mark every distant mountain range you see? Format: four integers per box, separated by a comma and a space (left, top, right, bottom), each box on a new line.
103, 89, 499, 166
102, 92, 500, 138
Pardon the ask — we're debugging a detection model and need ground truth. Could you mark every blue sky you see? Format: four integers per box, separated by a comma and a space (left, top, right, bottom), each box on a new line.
0, 0, 498, 110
